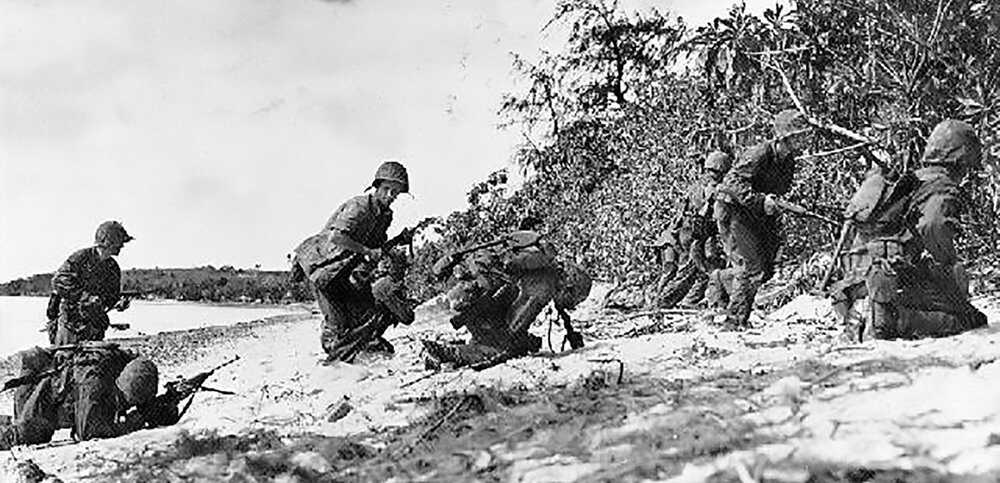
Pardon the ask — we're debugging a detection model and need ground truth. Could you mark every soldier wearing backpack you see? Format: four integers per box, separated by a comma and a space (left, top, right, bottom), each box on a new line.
830, 119, 988, 340
423, 217, 592, 369
0, 342, 172, 449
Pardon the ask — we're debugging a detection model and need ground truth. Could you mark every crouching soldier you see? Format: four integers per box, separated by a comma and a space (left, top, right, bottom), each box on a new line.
291, 161, 416, 363
0, 342, 174, 449
829, 120, 988, 340
423, 219, 592, 369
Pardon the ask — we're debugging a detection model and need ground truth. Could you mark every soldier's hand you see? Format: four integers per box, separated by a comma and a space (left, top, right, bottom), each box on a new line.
763, 194, 779, 216
115, 297, 132, 312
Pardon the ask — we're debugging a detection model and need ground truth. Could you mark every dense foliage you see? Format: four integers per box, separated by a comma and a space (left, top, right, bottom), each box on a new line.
0, 266, 311, 303
403, 0, 1000, 301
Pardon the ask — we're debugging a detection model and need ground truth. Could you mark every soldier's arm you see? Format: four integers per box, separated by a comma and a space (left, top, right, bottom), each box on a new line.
915, 193, 961, 267
51, 251, 85, 305
719, 143, 769, 212
326, 198, 382, 256
102, 262, 122, 310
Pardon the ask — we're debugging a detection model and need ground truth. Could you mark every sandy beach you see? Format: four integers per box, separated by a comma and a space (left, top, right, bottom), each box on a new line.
2, 289, 999, 482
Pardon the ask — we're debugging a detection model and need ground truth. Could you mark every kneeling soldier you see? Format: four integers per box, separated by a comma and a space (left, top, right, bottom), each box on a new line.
423, 218, 592, 369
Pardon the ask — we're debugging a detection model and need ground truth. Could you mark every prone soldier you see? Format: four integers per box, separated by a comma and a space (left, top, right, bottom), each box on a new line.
0, 342, 175, 449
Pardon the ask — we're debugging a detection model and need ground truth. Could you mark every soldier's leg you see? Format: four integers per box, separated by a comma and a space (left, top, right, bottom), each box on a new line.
371, 277, 414, 326
893, 263, 987, 338
655, 262, 698, 308
705, 268, 731, 309
865, 260, 901, 340
54, 301, 82, 346
11, 378, 59, 446
421, 340, 504, 368
679, 270, 710, 307
721, 211, 773, 329
72, 352, 120, 441
507, 270, 559, 335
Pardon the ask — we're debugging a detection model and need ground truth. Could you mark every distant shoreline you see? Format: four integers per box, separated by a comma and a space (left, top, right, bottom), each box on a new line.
0, 293, 312, 310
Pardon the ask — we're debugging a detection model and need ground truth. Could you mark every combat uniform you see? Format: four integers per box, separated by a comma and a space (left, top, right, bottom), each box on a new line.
656, 154, 730, 308
292, 161, 414, 363
294, 194, 413, 362
830, 120, 987, 340
0, 343, 165, 449
424, 232, 591, 368
714, 142, 795, 327
51, 247, 123, 345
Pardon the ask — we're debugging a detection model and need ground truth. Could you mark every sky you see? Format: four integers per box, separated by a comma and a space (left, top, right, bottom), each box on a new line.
0, 0, 785, 281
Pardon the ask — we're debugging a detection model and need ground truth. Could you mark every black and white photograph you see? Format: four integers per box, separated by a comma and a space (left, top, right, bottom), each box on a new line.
1, 0, 999, 481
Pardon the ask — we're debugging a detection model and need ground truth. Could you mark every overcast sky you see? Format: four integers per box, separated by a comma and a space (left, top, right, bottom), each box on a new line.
0, 0, 784, 281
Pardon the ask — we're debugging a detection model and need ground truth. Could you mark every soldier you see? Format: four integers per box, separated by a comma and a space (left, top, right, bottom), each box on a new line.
50, 221, 134, 345
0, 342, 172, 449
830, 119, 988, 340
291, 162, 415, 363
423, 218, 592, 368
713, 110, 810, 329
655, 151, 732, 309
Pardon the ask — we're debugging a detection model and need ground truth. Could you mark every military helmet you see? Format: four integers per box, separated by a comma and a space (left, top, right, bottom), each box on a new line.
704, 151, 733, 173
95, 221, 134, 247
373, 161, 409, 193
773, 109, 809, 137
116, 357, 159, 407
921, 119, 982, 170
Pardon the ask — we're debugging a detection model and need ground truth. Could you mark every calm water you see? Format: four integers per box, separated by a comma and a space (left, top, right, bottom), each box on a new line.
0, 296, 308, 358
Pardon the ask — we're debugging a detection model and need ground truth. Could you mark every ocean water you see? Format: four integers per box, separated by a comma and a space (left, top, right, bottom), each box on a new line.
0, 296, 308, 358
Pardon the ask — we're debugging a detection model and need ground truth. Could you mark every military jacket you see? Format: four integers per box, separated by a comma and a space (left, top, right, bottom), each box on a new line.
51, 247, 121, 312
718, 141, 795, 213
294, 193, 393, 276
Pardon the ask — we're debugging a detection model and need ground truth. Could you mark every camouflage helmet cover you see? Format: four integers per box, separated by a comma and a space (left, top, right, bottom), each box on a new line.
921, 119, 982, 169
773, 109, 809, 137
95, 221, 134, 247
704, 150, 733, 173
373, 161, 409, 193
116, 357, 159, 407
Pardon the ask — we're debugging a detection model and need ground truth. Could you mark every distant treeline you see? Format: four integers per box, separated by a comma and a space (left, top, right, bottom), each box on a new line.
0, 266, 314, 303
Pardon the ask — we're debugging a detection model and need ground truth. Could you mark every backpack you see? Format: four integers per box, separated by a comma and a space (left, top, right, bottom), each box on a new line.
845, 166, 921, 236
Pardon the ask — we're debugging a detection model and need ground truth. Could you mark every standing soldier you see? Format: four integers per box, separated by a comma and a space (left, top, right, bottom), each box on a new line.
831, 120, 987, 339
50, 221, 134, 345
713, 110, 810, 329
291, 162, 415, 363
655, 151, 732, 308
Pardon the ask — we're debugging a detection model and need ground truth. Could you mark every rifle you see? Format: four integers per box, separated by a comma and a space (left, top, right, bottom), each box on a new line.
432, 231, 542, 280
817, 220, 855, 292
139, 356, 240, 425
771, 198, 843, 227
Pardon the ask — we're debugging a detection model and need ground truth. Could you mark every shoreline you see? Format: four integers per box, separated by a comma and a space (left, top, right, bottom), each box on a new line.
0, 311, 317, 389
